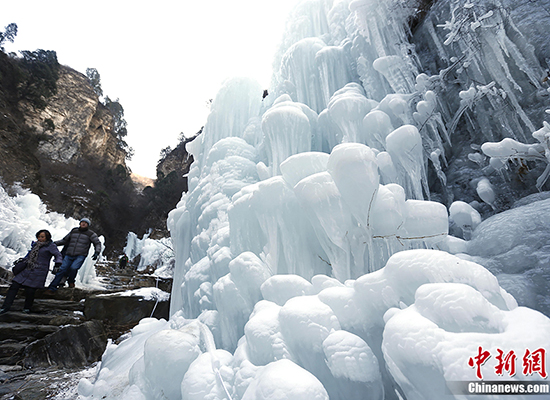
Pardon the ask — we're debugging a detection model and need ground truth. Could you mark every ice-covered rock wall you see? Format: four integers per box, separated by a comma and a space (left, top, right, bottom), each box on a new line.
412, 0, 550, 208
80, 0, 550, 399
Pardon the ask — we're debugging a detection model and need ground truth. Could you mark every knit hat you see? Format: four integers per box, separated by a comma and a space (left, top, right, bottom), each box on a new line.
80, 218, 91, 226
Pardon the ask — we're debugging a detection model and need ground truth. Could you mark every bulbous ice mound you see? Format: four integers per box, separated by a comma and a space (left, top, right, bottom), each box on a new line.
323, 330, 381, 383
78, 247, 550, 400
449, 200, 481, 239
242, 359, 329, 400
317, 249, 516, 337
280, 151, 329, 188
180, 349, 234, 400
142, 327, 202, 399
383, 282, 550, 400
261, 274, 314, 306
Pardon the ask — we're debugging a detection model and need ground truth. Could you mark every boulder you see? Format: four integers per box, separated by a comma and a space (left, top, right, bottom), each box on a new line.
22, 320, 107, 368
84, 292, 170, 326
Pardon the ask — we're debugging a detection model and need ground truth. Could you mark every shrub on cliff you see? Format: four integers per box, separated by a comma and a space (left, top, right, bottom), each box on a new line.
18, 49, 60, 109
0, 47, 59, 110
0, 23, 17, 51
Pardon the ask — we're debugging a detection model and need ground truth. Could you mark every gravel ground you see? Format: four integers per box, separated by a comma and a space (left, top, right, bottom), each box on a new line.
0, 363, 98, 400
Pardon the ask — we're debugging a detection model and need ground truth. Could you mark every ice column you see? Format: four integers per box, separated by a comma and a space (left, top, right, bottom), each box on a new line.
316, 45, 355, 106
229, 175, 329, 281
294, 172, 354, 282
326, 83, 378, 144
280, 38, 328, 113
385, 124, 428, 200
168, 78, 264, 318
327, 143, 379, 229
192, 77, 263, 170
262, 97, 314, 176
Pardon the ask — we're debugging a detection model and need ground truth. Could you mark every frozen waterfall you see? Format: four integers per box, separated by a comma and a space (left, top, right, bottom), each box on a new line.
79, 0, 550, 399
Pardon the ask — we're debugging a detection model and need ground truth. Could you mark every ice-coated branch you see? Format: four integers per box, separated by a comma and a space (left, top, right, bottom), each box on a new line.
481, 121, 550, 190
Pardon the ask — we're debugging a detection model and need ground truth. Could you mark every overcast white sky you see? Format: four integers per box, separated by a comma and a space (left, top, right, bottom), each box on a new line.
1, 0, 301, 178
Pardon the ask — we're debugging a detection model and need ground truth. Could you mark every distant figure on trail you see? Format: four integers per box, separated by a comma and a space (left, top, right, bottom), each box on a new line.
119, 254, 129, 269
1, 230, 62, 314
46, 218, 101, 292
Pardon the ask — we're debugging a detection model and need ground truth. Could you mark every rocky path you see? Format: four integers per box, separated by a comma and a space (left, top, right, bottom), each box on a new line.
0, 261, 172, 400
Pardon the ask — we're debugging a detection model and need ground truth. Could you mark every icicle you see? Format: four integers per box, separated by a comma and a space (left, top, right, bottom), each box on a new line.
476, 177, 496, 210
261, 98, 314, 176
386, 125, 427, 200
373, 55, 416, 94
430, 149, 447, 187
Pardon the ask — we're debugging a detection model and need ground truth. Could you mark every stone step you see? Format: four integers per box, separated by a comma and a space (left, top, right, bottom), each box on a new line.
0, 309, 83, 326
0, 340, 25, 360
0, 321, 59, 342
33, 298, 85, 313
0, 285, 122, 302
0, 263, 173, 387
0, 320, 107, 367
1, 298, 85, 314
96, 266, 140, 277
84, 292, 170, 327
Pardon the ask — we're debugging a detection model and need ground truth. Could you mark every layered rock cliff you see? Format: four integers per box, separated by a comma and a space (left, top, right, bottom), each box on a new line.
128, 133, 198, 238
0, 56, 128, 184
22, 66, 127, 168
0, 54, 134, 253
156, 133, 197, 180
0, 50, 200, 253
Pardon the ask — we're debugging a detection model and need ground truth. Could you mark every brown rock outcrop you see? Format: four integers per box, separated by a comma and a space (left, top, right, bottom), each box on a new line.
20, 66, 127, 169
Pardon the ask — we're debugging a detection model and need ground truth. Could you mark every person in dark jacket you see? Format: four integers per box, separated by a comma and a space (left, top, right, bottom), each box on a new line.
0, 229, 62, 314
119, 254, 129, 269
46, 218, 102, 292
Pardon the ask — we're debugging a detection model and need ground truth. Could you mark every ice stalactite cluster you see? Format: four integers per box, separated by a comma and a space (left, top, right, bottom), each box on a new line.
79, 0, 550, 399
422, 0, 543, 140
415, 0, 549, 209
0, 184, 76, 263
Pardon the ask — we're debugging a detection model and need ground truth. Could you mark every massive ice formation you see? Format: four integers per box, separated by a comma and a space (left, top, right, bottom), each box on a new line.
79, 0, 550, 399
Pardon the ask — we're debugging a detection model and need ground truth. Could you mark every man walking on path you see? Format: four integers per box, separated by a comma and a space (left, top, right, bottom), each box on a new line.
47, 218, 101, 291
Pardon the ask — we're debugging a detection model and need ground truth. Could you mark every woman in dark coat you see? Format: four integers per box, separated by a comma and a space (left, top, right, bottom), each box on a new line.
0, 229, 62, 314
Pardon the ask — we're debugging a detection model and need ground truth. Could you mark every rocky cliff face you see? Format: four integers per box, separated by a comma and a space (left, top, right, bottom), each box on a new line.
20, 66, 127, 169
0, 57, 134, 253
127, 134, 198, 239
156, 134, 197, 180
0, 51, 199, 253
